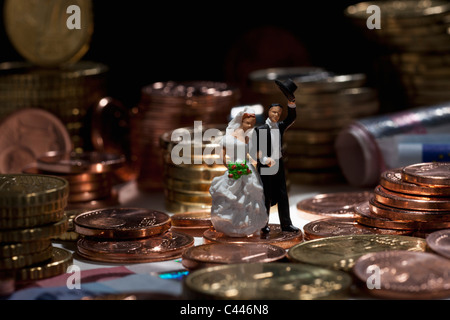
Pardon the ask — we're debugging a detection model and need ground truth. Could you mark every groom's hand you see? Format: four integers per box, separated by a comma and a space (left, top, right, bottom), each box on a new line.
265, 157, 276, 167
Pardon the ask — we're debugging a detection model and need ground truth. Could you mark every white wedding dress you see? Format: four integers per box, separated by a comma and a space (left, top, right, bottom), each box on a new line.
209, 133, 268, 237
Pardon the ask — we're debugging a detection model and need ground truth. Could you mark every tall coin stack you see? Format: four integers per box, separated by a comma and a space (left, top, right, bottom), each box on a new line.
345, 1, 450, 108
0, 174, 73, 288
355, 162, 450, 235
131, 81, 240, 191
24, 151, 125, 211
160, 125, 227, 213
249, 67, 380, 184
1, 0, 106, 152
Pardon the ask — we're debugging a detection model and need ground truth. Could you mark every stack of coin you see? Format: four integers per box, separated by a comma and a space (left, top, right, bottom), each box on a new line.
1, 0, 107, 152
288, 234, 426, 272
170, 210, 212, 237
345, 1, 450, 108
0, 174, 72, 284
0, 62, 108, 153
74, 208, 194, 263
24, 151, 125, 210
130, 81, 240, 191
160, 125, 227, 213
249, 67, 379, 184
355, 162, 450, 234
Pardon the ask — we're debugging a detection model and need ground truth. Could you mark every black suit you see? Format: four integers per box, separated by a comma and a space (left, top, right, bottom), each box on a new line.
254, 106, 296, 228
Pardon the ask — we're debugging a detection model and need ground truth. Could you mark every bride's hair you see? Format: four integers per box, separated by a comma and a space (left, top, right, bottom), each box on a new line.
226, 107, 256, 135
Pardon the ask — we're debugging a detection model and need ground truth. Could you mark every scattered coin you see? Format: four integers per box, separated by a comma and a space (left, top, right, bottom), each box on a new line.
181, 243, 286, 270
183, 262, 352, 300
353, 250, 450, 299
288, 234, 426, 271
426, 229, 450, 259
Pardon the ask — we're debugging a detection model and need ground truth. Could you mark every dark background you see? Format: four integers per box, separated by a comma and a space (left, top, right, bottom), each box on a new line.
0, 0, 381, 109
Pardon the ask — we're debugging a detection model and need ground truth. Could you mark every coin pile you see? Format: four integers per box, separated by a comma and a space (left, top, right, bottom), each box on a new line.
130, 81, 240, 191
24, 151, 125, 210
0, 174, 73, 285
345, 0, 450, 108
355, 162, 450, 234
1, 0, 107, 152
249, 67, 379, 184
74, 208, 194, 263
160, 125, 227, 213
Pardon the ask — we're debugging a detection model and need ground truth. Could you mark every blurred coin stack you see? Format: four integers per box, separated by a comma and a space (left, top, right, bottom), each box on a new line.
0, 62, 108, 152
249, 67, 380, 184
24, 151, 125, 211
160, 125, 227, 213
345, 0, 450, 108
0, 174, 73, 286
355, 162, 450, 236
1, 0, 106, 152
74, 208, 194, 263
131, 81, 240, 191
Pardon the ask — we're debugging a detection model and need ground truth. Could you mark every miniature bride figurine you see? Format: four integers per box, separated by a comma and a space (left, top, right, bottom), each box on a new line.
209, 107, 268, 237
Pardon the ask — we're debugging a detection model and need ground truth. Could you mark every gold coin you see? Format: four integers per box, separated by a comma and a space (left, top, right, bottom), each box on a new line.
16, 247, 73, 282
183, 263, 352, 300
0, 217, 68, 242
0, 240, 51, 259
288, 234, 426, 272
0, 245, 53, 270
0, 209, 65, 229
4, 0, 93, 67
0, 174, 68, 208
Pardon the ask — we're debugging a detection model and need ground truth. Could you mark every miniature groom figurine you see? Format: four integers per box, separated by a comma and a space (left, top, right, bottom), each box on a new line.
254, 79, 299, 233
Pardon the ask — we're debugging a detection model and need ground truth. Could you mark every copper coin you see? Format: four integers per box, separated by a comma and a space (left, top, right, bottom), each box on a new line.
181, 243, 286, 270
374, 185, 450, 211
0, 108, 72, 174
203, 224, 303, 249
76, 231, 194, 263
170, 211, 211, 228
37, 151, 125, 174
355, 201, 442, 231
381, 168, 450, 196
353, 251, 450, 299
426, 229, 450, 259
402, 162, 450, 187
303, 217, 411, 240
368, 197, 450, 223
74, 208, 171, 239
296, 191, 373, 219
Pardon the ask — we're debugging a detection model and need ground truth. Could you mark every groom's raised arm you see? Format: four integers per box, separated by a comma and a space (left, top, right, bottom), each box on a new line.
281, 101, 297, 130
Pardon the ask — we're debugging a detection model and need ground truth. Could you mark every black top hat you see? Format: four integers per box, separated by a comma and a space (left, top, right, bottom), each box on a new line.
275, 78, 298, 101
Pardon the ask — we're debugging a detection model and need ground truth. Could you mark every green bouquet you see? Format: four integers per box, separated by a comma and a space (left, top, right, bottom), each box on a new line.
227, 162, 252, 180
